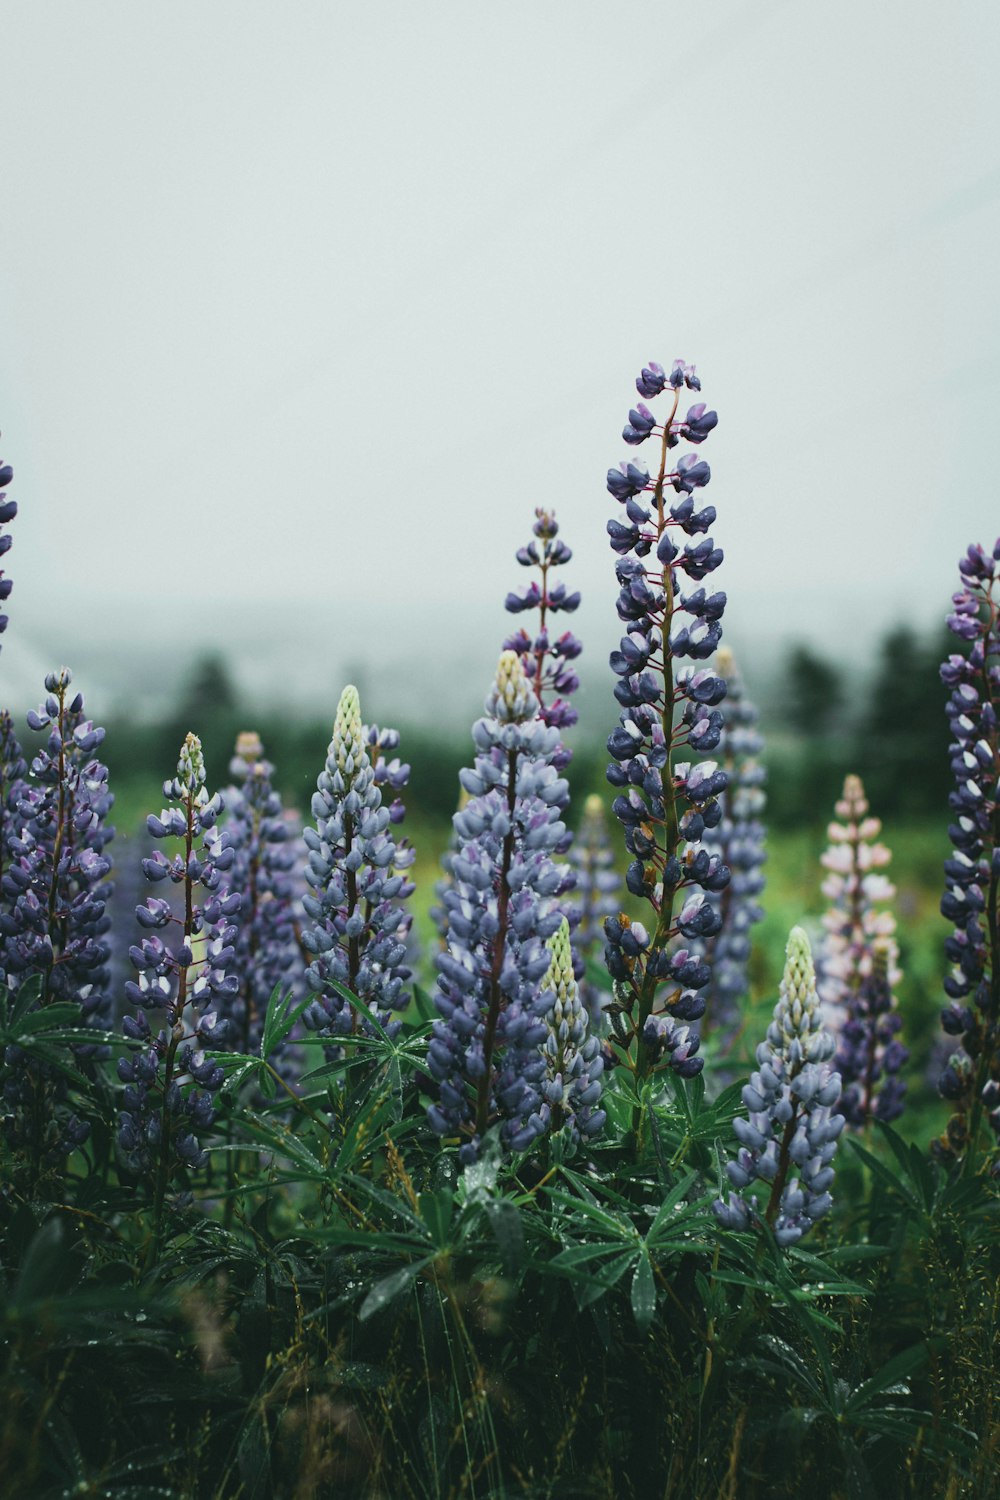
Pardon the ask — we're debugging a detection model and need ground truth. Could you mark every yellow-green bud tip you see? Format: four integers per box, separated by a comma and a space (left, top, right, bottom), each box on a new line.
333, 684, 365, 780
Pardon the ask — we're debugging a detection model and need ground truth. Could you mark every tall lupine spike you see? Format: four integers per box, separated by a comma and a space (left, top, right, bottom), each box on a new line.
117, 733, 241, 1195
428, 651, 572, 1163
836, 941, 907, 1126
713, 927, 845, 1246
503, 508, 582, 759
1, 671, 115, 1168
539, 917, 605, 1145
223, 732, 306, 1065
689, 647, 767, 1041
568, 794, 621, 1027
0, 445, 15, 651
0, 710, 27, 968
817, 775, 900, 1022
301, 686, 415, 1040
935, 538, 1000, 1168
604, 357, 729, 1093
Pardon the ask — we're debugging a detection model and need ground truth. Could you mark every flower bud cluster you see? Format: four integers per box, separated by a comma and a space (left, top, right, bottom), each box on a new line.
301, 686, 415, 1039
836, 942, 907, 1125
818, 775, 900, 1015
503, 508, 582, 747
0, 446, 15, 651
224, 733, 305, 1061
1, 672, 115, 1166
935, 539, 1000, 1162
604, 359, 729, 1083
568, 793, 621, 1026
117, 733, 240, 1177
539, 918, 605, 1145
688, 648, 766, 1039
428, 652, 572, 1162
714, 927, 845, 1246
0, 710, 27, 974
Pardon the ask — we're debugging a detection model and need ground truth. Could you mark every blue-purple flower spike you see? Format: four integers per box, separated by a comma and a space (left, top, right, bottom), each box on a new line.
428, 651, 572, 1163
714, 927, 844, 1247
1, 671, 115, 1169
301, 686, 415, 1040
224, 732, 306, 1062
0, 445, 15, 652
539, 917, 605, 1147
690, 647, 766, 1042
504, 508, 582, 755
935, 538, 1000, 1167
117, 733, 241, 1191
0, 710, 27, 975
604, 358, 730, 1093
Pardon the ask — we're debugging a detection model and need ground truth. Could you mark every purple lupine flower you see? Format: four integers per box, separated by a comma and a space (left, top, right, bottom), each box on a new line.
428, 651, 572, 1163
223, 732, 306, 1065
0, 446, 15, 652
567, 793, 621, 1027
688, 648, 766, 1044
603, 358, 730, 1090
117, 733, 240, 1185
713, 927, 845, 1246
836, 942, 907, 1126
817, 775, 900, 1019
0, 710, 27, 973
301, 686, 415, 1042
503, 508, 583, 756
539, 917, 605, 1147
934, 538, 1000, 1166
1, 671, 115, 1168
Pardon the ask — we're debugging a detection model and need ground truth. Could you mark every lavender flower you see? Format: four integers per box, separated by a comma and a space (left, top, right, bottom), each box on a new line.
0, 447, 15, 652
224, 732, 306, 1061
713, 927, 845, 1246
567, 793, 621, 1026
0, 710, 27, 968
503, 508, 582, 748
935, 539, 1000, 1165
301, 686, 415, 1040
604, 358, 729, 1090
689, 648, 767, 1041
817, 775, 900, 1019
836, 941, 907, 1126
539, 917, 605, 1145
1, 671, 115, 1167
428, 651, 571, 1162
117, 733, 240, 1187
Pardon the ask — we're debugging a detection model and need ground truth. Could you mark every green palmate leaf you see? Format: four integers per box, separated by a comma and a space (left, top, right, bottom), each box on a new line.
261, 984, 312, 1059
417, 1189, 453, 1249
411, 982, 438, 1025
360, 1256, 434, 1320
631, 1252, 656, 1331
5, 972, 43, 1025
842, 1344, 927, 1415
7, 1001, 81, 1034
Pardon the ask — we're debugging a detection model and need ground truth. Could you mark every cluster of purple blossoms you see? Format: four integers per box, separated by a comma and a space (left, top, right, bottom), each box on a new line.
936, 540, 1000, 1165
817, 776, 900, 1014
0, 709, 28, 975
428, 651, 572, 1163
301, 686, 415, 1041
0, 446, 14, 652
816, 776, 905, 1126
504, 508, 582, 752
603, 358, 729, 1083
539, 917, 605, 1146
689, 648, 766, 1041
567, 793, 621, 1027
117, 734, 241, 1180
714, 927, 845, 1247
224, 732, 306, 1060
1, 672, 115, 1164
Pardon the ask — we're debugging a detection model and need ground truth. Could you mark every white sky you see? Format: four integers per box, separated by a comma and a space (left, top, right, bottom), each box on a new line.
1, 1, 998, 725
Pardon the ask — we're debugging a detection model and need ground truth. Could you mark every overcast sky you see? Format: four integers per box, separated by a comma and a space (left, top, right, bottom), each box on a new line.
1, 1, 998, 727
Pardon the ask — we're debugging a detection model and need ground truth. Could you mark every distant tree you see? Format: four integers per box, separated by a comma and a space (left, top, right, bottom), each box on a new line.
783, 644, 846, 739
173, 654, 239, 727
855, 623, 951, 817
